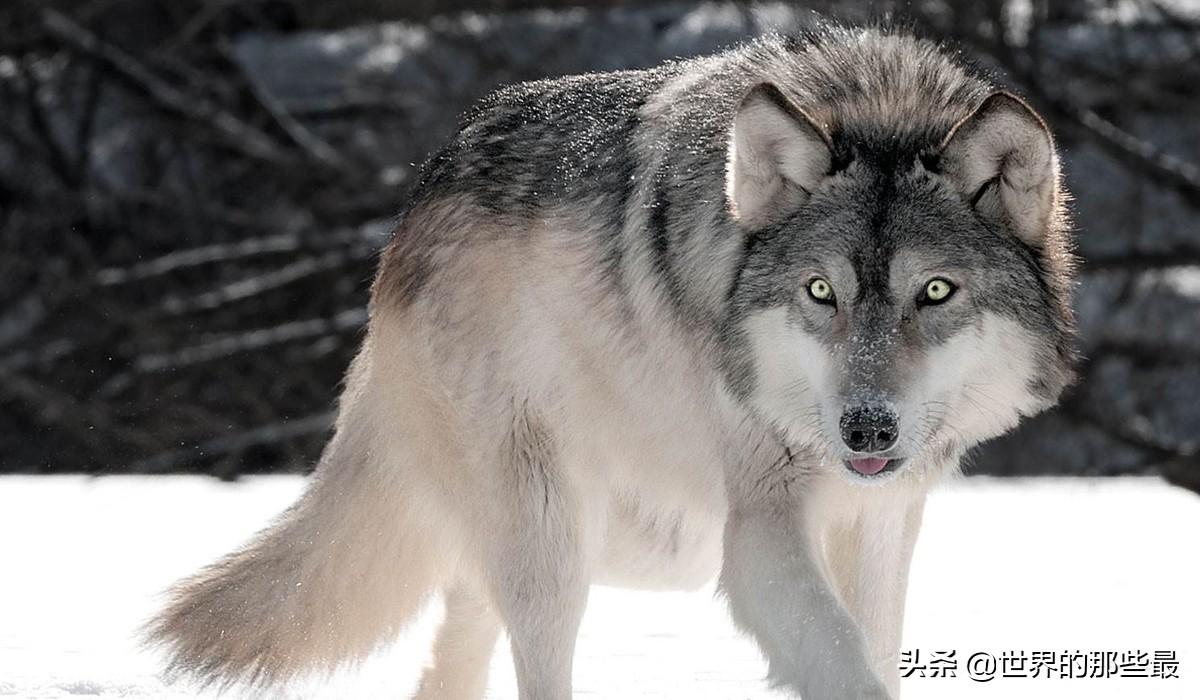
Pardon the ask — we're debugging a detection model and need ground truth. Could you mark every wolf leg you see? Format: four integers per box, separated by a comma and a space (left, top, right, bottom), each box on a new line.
825, 495, 926, 698
484, 405, 594, 700
719, 447, 892, 700
413, 583, 501, 700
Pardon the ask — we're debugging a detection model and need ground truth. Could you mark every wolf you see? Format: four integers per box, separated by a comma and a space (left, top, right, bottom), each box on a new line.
146, 22, 1076, 700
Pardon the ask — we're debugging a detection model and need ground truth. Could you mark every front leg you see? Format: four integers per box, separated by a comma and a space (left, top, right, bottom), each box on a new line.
824, 492, 926, 698
719, 452, 892, 699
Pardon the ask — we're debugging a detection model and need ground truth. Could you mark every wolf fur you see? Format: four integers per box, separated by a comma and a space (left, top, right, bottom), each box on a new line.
146, 23, 1075, 700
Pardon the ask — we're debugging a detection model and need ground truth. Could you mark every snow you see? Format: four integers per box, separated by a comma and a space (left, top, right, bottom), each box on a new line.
0, 476, 1196, 699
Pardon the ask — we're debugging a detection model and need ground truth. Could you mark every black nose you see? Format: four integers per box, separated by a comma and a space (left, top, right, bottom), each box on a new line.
840, 404, 899, 453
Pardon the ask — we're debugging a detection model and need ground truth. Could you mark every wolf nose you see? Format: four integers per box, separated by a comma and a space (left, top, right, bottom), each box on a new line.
840, 405, 899, 453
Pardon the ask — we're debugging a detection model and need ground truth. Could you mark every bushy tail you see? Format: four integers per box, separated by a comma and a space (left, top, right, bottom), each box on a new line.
143, 429, 447, 689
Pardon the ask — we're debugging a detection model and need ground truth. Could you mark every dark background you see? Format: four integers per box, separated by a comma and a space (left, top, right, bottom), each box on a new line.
1, 0, 1197, 488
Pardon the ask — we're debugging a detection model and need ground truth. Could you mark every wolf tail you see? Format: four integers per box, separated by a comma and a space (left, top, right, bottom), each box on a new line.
143, 345, 453, 689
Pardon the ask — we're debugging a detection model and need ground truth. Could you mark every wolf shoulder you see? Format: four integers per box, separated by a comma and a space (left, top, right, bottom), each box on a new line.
400, 66, 684, 213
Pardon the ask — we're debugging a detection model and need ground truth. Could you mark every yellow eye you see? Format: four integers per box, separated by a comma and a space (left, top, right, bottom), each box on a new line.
808, 278, 834, 303
923, 278, 955, 304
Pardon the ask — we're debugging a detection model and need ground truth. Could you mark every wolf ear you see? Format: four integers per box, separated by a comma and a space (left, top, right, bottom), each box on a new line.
727, 83, 831, 228
939, 92, 1058, 245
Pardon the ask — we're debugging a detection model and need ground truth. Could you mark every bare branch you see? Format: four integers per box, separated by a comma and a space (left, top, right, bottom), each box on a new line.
103, 306, 367, 392
1066, 104, 1200, 203
15, 57, 79, 187
1090, 339, 1200, 367
0, 338, 78, 374
95, 220, 389, 285
96, 232, 303, 285
40, 8, 293, 167
158, 246, 374, 315
1084, 250, 1200, 272
129, 411, 334, 473
224, 39, 363, 177
0, 368, 160, 454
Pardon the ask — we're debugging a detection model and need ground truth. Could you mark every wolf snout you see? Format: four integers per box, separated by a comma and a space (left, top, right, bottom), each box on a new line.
839, 404, 899, 454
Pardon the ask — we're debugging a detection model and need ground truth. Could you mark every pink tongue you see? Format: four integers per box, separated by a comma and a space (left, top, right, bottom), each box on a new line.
849, 457, 890, 475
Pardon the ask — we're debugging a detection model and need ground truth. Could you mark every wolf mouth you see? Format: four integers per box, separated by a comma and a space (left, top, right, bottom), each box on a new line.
844, 456, 906, 477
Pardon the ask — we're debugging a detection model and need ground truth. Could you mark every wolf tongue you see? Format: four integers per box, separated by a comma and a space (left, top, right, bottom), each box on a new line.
849, 457, 889, 475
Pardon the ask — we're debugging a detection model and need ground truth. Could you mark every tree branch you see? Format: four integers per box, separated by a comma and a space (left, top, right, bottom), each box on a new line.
41, 8, 294, 167
129, 411, 334, 474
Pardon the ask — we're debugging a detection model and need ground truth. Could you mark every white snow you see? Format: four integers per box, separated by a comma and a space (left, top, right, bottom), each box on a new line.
0, 476, 1196, 699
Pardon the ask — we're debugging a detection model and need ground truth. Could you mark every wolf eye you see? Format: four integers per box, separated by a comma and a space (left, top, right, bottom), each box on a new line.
807, 278, 835, 304
921, 278, 955, 305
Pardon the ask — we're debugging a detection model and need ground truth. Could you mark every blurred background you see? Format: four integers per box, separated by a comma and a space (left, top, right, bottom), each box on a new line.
0, 0, 1197, 489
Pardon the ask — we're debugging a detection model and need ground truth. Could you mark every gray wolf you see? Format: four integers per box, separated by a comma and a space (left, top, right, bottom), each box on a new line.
145, 22, 1075, 700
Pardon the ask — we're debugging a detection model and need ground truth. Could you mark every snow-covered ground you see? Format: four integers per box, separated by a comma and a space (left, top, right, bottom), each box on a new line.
0, 476, 1195, 699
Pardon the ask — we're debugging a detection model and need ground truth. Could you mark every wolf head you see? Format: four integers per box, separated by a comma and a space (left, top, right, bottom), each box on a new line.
723, 81, 1075, 482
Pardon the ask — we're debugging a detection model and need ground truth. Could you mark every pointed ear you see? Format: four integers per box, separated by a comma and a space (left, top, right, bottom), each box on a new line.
939, 92, 1059, 245
726, 83, 831, 228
